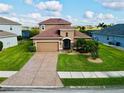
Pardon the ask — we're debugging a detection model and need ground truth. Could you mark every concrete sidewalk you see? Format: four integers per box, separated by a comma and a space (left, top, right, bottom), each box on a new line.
58, 71, 124, 78
0, 71, 17, 77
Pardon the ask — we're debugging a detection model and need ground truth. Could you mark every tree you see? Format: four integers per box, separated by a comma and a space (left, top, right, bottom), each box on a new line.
82, 26, 86, 31
0, 41, 3, 51
30, 27, 40, 37
97, 23, 107, 29
86, 41, 99, 59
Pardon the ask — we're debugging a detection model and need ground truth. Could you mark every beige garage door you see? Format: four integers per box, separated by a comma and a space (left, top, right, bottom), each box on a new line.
37, 42, 58, 52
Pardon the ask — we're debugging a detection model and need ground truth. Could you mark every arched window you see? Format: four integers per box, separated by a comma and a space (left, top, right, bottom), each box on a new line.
66, 32, 68, 37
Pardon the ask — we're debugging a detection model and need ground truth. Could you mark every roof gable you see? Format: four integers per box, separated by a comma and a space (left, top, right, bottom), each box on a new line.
39, 18, 71, 25
0, 17, 21, 25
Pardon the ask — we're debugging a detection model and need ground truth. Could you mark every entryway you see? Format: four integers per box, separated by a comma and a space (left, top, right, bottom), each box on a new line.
63, 39, 71, 50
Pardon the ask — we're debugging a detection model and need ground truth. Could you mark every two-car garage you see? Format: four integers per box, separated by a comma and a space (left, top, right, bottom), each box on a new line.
36, 41, 59, 52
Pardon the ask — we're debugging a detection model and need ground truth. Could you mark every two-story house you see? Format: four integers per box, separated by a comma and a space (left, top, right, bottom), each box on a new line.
32, 18, 91, 52
0, 17, 22, 49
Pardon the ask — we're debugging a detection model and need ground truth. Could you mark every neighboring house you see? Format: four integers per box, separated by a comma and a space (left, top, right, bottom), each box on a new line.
0, 17, 22, 36
22, 30, 30, 39
0, 17, 21, 49
92, 24, 124, 47
32, 18, 91, 52
0, 30, 17, 49
22, 26, 31, 38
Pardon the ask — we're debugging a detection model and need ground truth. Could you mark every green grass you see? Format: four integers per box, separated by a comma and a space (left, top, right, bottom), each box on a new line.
0, 40, 34, 71
0, 78, 7, 83
62, 78, 124, 86
57, 44, 124, 71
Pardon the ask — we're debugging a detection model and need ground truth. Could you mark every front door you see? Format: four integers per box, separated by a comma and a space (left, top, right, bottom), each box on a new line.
63, 39, 71, 50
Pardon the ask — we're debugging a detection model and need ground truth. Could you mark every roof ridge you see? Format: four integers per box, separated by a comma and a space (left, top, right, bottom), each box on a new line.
39, 18, 71, 25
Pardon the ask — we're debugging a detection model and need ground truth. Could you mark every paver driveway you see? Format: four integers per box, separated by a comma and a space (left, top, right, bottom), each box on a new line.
1, 52, 63, 87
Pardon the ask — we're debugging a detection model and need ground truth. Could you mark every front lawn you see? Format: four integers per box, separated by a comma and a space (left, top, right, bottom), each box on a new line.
62, 78, 124, 86
0, 40, 34, 71
57, 44, 124, 71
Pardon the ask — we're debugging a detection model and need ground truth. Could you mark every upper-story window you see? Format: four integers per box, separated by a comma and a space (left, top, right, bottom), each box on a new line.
40, 25, 45, 31
10, 27, 12, 30
66, 32, 68, 37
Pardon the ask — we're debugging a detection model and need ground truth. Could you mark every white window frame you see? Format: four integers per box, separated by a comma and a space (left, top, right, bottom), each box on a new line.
41, 25, 45, 31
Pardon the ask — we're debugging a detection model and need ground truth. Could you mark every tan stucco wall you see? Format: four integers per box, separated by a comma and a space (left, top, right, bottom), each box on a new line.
40, 24, 70, 31
60, 30, 75, 42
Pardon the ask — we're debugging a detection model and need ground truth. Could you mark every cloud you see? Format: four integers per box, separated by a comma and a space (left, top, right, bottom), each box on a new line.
83, 10, 116, 25
84, 11, 115, 20
0, 3, 12, 13
36, 0, 63, 12
97, 13, 115, 20
25, 0, 33, 5
28, 13, 41, 19
96, 0, 124, 10
84, 11, 95, 19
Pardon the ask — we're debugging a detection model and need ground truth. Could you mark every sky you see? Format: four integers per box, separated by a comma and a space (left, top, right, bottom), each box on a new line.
0, 0, 124, 26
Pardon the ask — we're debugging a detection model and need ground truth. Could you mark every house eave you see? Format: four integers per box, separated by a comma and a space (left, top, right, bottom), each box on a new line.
74, 36, 91, 39
0, 35, 17, 38
31, 37, 62, 40
59, 29, 75, 31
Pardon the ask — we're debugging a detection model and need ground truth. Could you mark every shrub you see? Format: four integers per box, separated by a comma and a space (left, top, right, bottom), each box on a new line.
30, 28, 40, 37
17, 36, 23, 41
76, 38, 86, 50
116, 42, 121, 46
0, 41, 3, 51
108, 42, 114, 45
28, 46, 36, 52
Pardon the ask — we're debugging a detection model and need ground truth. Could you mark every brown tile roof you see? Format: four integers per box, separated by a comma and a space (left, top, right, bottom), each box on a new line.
32, 26, 91, 40
32, 25, 73, 39
39, 18, 71, 25
0, 30, 17, 38
0, 17, 21, 25
74, 31, 91, 39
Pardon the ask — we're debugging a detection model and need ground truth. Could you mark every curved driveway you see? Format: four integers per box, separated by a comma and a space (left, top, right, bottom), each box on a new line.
2, 52, 63, 87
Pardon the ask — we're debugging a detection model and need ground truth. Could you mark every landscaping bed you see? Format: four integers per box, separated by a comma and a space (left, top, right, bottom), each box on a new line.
57, 44, 124, 71
0, 40, 34, 71
62, 78, 124, 86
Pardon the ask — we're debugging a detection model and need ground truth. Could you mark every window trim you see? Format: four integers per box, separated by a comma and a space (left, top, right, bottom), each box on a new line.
41, 25, 45, 31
